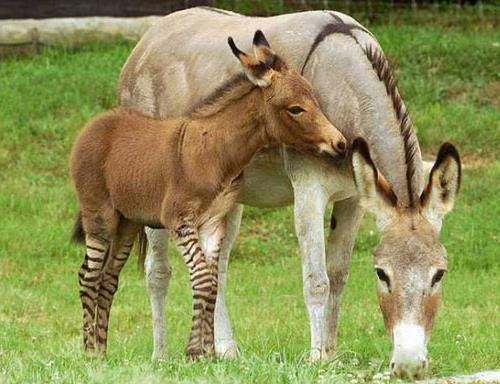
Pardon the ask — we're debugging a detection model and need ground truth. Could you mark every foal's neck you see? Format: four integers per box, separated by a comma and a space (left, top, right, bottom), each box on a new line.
188, 85, 272, 183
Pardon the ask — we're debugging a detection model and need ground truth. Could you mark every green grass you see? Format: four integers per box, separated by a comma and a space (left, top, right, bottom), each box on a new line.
0, 20, 499, 383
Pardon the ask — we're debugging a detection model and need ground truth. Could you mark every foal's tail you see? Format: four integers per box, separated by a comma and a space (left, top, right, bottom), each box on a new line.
71, 211, 85, 244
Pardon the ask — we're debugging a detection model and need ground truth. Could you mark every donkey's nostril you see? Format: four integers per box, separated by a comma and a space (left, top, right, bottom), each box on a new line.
390, 362, 395, 370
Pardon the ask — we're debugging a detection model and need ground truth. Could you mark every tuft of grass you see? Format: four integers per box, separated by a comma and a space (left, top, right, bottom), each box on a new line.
0, 17, 499, 384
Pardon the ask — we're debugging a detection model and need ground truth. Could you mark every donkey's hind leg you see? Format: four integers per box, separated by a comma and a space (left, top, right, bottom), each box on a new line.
78, 209, 118, 353
173, 217, 214, 359
95, 218, 141, 353
144, 228, 171, 361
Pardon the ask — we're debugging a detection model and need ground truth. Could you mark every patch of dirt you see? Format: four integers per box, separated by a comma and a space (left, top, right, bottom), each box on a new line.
481, 80, 500, 108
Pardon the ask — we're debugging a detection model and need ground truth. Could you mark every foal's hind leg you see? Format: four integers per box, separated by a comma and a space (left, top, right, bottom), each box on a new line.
173, 217, 214, 359
78, 210, 118, 352
95, 219, 141, 353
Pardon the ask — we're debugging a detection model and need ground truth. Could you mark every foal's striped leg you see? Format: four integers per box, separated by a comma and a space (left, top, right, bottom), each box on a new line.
199, 221, 226, 355
174, 222, 214, 359
95, 220, 140, 353
78, 237, 110, 352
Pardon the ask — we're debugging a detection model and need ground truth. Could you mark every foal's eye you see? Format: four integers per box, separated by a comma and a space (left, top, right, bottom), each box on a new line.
287, 106, 305, 115
431, 269, 446, 288
375, 268, 391, 290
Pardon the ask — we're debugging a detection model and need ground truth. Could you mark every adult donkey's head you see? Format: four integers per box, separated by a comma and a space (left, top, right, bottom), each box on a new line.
351, 138, 461, 379
228, 31, 347, 159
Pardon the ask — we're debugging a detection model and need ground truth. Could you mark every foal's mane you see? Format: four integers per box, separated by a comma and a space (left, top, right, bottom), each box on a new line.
189, 73, 256, 119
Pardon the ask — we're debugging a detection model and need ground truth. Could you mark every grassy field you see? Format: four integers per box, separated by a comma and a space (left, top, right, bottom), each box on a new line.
0, 16, 499, 383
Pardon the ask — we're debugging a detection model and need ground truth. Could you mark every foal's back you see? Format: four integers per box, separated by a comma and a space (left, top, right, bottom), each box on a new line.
70, 108, 181, 225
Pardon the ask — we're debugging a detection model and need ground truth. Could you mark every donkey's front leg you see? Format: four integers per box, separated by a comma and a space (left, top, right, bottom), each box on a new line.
325, 197, 364, 354
144, 227, 171, 361
292, 181, 330, 362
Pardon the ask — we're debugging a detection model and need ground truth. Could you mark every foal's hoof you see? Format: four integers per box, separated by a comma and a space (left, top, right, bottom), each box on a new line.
186, 347, 204, 361
215, 339, 239, 359
84, 348, 106, 360
203, 343, 216, 357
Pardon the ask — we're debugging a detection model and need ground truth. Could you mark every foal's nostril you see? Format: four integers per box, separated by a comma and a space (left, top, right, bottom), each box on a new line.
390, 362, 395, 370
336, 140, 346, 153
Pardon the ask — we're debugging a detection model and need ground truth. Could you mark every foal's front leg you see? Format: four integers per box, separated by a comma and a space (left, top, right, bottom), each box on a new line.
174, 218, 216, 359
199, 218, 227, 355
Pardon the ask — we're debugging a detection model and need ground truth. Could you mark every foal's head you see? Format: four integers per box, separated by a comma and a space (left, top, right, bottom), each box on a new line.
352, 138, 462, 379
229, 31, 347, 159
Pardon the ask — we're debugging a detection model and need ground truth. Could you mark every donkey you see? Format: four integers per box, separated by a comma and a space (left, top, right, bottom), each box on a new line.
70, 30, 346, 359
118, 7, 461, 378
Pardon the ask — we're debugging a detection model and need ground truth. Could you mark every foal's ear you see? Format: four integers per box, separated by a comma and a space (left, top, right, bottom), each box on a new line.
352, 138, 397, 229
228, 36, 274, 88
420, 142, 461, 231
252, 30, 287, 71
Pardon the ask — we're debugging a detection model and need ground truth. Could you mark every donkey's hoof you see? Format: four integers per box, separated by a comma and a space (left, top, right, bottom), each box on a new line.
151, 350, 167, 362
215, 339, 239, 359
307, 348, 329, 363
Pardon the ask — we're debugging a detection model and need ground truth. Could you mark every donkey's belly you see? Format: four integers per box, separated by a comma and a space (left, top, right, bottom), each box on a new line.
238, 148, 294, 208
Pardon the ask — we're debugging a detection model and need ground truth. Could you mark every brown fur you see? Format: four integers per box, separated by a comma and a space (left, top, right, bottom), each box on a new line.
70, 31, 346, 358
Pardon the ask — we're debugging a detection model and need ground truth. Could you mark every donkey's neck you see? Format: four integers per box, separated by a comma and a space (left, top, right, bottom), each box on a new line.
311, 43, 424, 207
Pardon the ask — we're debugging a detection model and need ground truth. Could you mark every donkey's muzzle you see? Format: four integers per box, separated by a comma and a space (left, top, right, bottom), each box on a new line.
390, 323, 429, 380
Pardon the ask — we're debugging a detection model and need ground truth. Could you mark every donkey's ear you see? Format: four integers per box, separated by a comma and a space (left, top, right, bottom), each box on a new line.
228, 36, 274, 88
252, 30, 287, 71
420, 143, 461, 231
352, 138, 398, 229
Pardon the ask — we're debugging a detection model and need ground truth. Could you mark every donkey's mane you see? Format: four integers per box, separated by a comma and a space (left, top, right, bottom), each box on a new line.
301, 12, 420, 207
189, 73, 256, 119
363, 45, 420, 208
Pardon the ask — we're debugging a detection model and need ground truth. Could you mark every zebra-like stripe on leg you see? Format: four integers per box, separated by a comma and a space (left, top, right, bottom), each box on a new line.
95, 242, 133, 352
78, 238, 109, 351
175, 223, 217, 359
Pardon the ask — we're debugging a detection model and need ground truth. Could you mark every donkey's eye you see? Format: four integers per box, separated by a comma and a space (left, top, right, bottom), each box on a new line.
431, 269, 446, 287
287, 106, 305, 115
375, 268, 391, 290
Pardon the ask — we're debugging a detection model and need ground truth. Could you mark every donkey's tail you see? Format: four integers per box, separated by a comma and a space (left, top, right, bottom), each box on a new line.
137, 226, 148, 271
71, 211, 86, 244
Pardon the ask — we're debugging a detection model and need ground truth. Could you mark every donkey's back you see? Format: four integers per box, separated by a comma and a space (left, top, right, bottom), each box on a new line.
118, 7, 368, 119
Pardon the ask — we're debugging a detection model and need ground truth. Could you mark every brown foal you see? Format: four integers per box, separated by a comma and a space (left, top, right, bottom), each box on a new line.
70, 30, 346, 359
